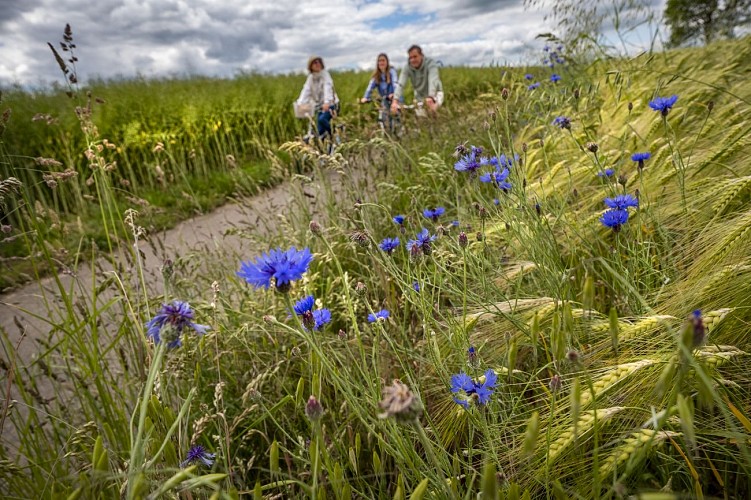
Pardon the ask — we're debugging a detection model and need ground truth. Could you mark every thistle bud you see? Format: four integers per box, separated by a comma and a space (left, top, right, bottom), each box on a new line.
522, 142, 528, 153
291, 346, 302, 357
707, 101, 714, 113
573, 88, 580, 99
627, 102, 633, 113
501, 87, 510, 100
549, 374, 562, 392
338, 329, 347, 340
586, 142, 599, 153
476, 232, 483, 242
355, 281, 367, 295
458, 231, 468, 248
309, 220, 322, 236
617, 174, 628, 187
305, 395, 324, 421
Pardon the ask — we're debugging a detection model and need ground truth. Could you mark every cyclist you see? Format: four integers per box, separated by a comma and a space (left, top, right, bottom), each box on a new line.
391, 45, 444, 116
359, 53, 401, 133
296, 55, 340, 140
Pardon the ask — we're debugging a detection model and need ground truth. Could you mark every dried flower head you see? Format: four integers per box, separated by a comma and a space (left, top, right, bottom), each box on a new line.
378, 379, 423, 422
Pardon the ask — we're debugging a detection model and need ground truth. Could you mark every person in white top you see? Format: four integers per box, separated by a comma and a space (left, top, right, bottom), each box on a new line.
297, 55, 340, 138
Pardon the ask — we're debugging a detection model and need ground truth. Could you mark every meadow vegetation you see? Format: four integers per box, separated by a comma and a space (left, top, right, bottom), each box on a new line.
1, 30, 751, 498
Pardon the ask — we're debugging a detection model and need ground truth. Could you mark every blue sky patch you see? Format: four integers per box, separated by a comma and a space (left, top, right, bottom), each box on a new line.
371, 9, 429, 30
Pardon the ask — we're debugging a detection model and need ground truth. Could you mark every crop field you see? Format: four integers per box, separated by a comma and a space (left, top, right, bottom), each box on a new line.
1, 34, 751, 499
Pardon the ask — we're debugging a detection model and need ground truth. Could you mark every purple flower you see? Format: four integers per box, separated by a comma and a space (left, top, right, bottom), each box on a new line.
368, 309, 390, 323
604, 194, 639, 210
181, 445, 215, 468
312, 309, 332, 330
412, 281, 420, 292
550, 73, 561, 83
450, 369, 497, 409
597, 169, 615, 178
238, 247, 312, 293
392, 215, 405, 225
145, 301, 209, 348
379, 237, 400, 254
600, 208, 629, 231
528, 82, 540, 90
525, 73, 534, 80
423, 207, 445, 222
649, 95, 678, 116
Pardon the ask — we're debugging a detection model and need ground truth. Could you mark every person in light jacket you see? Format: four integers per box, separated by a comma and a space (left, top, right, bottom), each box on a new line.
391, 45, 444, 115
297, 55, 340, 138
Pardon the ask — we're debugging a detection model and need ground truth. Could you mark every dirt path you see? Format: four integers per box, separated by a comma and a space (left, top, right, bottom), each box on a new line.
0, 157, 367, 453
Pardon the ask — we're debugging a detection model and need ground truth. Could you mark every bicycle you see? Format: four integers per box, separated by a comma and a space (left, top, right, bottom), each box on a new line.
294, 101, 344, 155
359, 95, 402, 137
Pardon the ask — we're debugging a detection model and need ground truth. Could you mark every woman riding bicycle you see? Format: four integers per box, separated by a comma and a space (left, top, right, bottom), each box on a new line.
359, 53, 401, 131
296, 55, 340, 139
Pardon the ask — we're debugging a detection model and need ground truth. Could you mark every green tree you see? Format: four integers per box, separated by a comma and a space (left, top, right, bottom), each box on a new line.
664, 0, 751, 46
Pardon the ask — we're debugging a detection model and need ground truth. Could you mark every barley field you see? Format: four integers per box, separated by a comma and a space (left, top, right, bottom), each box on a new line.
1, 34, 750, 499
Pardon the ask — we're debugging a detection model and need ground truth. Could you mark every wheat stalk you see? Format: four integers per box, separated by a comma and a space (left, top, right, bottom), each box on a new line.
580, 359, 657, 407
598, 429, 680, 480
545, 406, 625, 464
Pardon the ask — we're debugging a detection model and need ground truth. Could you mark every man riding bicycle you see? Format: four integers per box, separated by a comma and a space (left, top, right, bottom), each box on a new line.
391, 45, 444, 116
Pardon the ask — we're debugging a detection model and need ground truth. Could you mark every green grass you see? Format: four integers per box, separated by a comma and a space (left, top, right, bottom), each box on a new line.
2, 36, 751, 498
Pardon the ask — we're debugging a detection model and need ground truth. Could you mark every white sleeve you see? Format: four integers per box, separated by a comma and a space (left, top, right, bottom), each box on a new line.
297, 75, 312, 104
323, 71, 335, 105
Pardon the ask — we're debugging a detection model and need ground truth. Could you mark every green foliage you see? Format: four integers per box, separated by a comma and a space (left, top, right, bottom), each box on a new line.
665, 0, 751, 47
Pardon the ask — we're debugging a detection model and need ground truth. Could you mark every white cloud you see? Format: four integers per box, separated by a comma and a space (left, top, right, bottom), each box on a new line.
0, 0, 663, 88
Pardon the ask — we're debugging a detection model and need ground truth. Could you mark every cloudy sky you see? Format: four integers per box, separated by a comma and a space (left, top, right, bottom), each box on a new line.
0, 0, 666, 88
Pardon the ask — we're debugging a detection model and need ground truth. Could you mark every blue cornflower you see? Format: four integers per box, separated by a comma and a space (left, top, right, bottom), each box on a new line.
412, 281, 420, 292
423, 207, 445, 222
493, 198, 500, 205
392, 215, 405, 225
631, 152, 651, 170
237, 247, 312, 293
597, 168, 615, 178
180, 445, 215, 468
292, 295, 331, 331
451, 220, 460, 227
649, 95, 678, 116
293, 295, 315, 315
600, 208, 629, 231
454, 151, 482, 173
368, 309, 390, 323
528, 82, 540, 90
312, 309, 332, 330
145, 300, 209, 348
407, 228, 436, 257
479, 167, 512, 191
450, 368, 497, 409
379, 237, 400, 254
550, 73, 561, 83
553, 116, 571, 130
525, 73, 534, 80
604, 194, 639, 210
